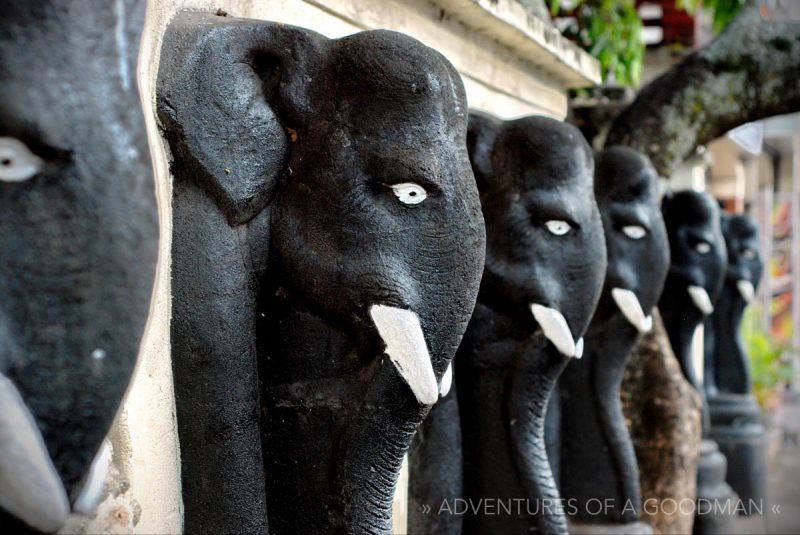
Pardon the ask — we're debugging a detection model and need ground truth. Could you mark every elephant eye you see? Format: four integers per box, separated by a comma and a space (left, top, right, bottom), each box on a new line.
0, 137, 44, 182
545, 220, 571, 236
695, 241, 711, 254
742, 248, 756, 259
622, 225, 647, 240
390, 182, 427, 205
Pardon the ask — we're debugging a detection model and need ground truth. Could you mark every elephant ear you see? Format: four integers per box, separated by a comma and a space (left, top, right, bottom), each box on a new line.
156, 12, 325, 225
466, 110, 503, 194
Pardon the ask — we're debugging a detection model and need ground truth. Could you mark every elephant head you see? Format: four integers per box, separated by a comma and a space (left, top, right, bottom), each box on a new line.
706, 213, 763, 396
558, 147, 669, 525
587, 147, 669, 334
659, 190, 727, 394
457, 111, 605, 535
157, 13, 485, 534
0, 1, 157, 532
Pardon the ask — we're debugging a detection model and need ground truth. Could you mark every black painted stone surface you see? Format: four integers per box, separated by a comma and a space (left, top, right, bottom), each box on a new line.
409, 381, 463, 535
693, 440, 739, 535
157, 13, 485, 534
704, 213, 763, 397
659, 191, 727, 399
659, 191, 736, 535
0, 1, 157, 532
558, 147, 668, 527
705, 213, 766, 506
455, 111, 606, 535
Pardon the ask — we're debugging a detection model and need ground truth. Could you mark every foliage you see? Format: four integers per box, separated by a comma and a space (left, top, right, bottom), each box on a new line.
548, 0, 644, 86
741, 307, 796, 409
676, 0, 746, 35
546, 0, 746, 87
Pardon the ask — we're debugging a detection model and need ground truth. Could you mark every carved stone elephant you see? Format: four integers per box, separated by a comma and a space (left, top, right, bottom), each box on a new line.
557, 147, 668, 530
660, 191, 735, 535
0, 1, 158, 532
660, 191, 727, 399
703, 212, 766, 505
704, 213, 763, 397
452, 111, 605, 535
157, 13, 485, 534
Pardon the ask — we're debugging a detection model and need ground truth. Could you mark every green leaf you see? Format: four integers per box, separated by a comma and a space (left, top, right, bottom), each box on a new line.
547, 0, 740, 87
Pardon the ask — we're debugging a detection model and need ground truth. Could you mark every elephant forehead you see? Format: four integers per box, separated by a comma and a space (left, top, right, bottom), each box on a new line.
313, 35, 466, 145
663, 191, 720, 235
595, 147, 658, 198
326, 30, 465, 107
0, 2, 139, 141
726, 216, 758, 243
316, 107, 462, 172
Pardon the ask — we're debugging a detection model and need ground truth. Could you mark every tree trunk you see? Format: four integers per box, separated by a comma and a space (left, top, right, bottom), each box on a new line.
605, 0, 800, 177
621, 310, 702, 535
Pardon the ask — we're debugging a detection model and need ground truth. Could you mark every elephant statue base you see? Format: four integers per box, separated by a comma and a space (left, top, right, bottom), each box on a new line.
693, 440, 739, 535
569, 521, 653, 534
708, 393, 767, 508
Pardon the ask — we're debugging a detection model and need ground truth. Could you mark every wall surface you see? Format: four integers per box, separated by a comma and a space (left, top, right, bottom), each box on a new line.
59, 1, 598, 533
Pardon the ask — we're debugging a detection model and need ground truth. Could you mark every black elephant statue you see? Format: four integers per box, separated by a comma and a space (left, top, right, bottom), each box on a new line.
659, 190, 738, 535
0, 1, 158, 532
449, 111, 605, 535
557, 147, 668, 532
704, 213, 763, 397
704, 212, 766, 506
157, 13, 485, 534
659, 190, 727, 398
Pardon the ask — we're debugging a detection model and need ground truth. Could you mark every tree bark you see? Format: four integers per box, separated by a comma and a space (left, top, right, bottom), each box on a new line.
621, 310, 702, 535
605, 1, 800, 177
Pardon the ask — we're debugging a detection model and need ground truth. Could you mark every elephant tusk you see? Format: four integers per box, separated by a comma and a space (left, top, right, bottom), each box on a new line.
575, 337, 584, 359
369, 305, 438, 405
687, 285, 714, 315
439, 362, 453, 397
530, 304, 578, 358
74, 439, 113, 514
737, 279, 755, 304
0, 373, 69, 532
611, 288, 653, 333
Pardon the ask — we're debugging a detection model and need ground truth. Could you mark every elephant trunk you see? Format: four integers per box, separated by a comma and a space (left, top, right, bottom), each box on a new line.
559, 314, 644, 524
505, 334, 570, 535
261, 301, 442, 535
660, 278, 705, 394
712, 283, 751, 394
341, 372, 429, 534
590, 322, 643, 520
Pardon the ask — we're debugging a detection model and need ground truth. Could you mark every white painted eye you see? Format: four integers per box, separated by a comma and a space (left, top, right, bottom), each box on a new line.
0, 137, 44, 182
390, 182, 427, 205
622, 225, 647, 240
545, 220, 571, 236
695, 242, 711, 254
742, 249, 756, 259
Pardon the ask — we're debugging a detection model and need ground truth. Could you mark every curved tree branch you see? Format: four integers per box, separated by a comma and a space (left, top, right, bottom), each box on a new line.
605, 1, 800, 176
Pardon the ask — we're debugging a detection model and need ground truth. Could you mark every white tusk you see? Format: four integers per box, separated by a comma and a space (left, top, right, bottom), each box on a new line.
688, 285, 714, 315
530, 304, 577, 358
737, 280, 755, 303
74, 439, 113, 514
575, 337, 584, 359
611, 288, 653, 333
369, 305, 438, 405
0, 373, 69, 532
439, 362, 453, 397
